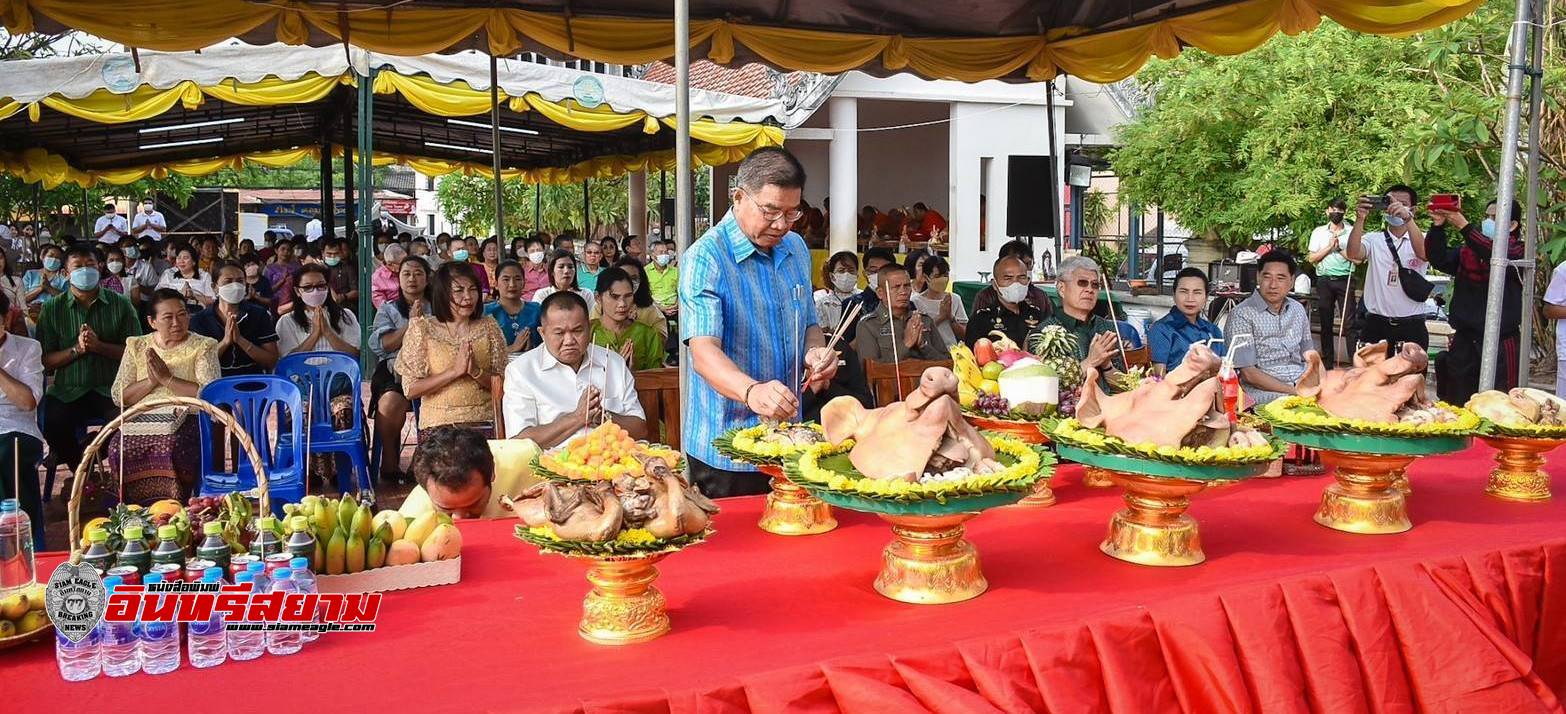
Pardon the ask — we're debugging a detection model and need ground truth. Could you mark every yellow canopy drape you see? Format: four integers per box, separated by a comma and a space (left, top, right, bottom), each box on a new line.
0, 0, 1483, 83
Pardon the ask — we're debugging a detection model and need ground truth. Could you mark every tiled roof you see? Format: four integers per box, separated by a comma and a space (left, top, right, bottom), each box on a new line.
639, 61, 805, 99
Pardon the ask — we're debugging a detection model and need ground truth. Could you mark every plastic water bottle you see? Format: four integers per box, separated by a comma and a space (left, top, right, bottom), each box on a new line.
136, 572, 181, 674
0, 499, 36, 596
97, 575, 140, 677
289, 557, 321, 643
245, 561, 270, 595
226, 571, 265, 661
187, 567, 227, 668
265, 568, 302, 656
55, 578, 102, 681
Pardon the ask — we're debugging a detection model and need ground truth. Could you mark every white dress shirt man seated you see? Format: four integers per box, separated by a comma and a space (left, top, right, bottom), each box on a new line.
502, 291, 647, 448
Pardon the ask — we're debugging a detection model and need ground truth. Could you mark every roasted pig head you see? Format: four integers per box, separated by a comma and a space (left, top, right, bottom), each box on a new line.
821, 366, 996, 480
1076, 344, 1229, 449
1296, 342, 1430, 423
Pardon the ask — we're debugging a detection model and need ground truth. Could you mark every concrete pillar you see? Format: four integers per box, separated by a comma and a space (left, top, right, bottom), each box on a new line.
628, 170, 647, 237
828, 97, 858, 255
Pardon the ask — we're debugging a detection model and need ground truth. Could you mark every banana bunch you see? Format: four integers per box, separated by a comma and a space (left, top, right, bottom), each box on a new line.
949, 343, 983, 409
282, 496, 452, 574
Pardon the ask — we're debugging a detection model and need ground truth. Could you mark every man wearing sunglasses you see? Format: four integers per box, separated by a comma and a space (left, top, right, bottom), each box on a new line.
1040, 255, 1127, 383
681, 147, 840, 498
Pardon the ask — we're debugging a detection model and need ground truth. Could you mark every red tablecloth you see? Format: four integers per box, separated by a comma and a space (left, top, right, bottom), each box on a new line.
11, 445, 1566, 713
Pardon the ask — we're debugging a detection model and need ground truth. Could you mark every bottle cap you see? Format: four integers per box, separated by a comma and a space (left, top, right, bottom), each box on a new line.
144, 572, 164, 584
102, 575, 123, 593
290, 516, 308, 531
246, 561, 265, 572
202, 567, 223, 582
88, 527, 107, 543
157, 524, 178, 540
235, 571, 254, 583
290, 557, 309, 570
273, 568, 292, 580
0, 498, 15, 513
203, 522, 223, 536
123, 525, 144, 540
258, 516, 276, 529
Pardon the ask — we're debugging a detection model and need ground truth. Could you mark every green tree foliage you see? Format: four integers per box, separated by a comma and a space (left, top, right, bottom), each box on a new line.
1109, 5, 1559, 255
436, 168, 711, 237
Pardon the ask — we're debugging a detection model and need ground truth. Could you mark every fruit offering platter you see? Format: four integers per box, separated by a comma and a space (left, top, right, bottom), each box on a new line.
534, 422, 684, 481
507, 423, 717, 645
0, 583, 51, 651
786, 366, 1054, 604
1466, 388, 1566, 502
1258, 342, 1477, 534
280, 496, 462, 593
1045, 344, 1283, 567
73, 497, 242, 578
714, 422, 838, 535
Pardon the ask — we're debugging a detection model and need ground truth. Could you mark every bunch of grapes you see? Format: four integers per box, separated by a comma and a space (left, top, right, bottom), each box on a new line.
185, 495, 227, 535
1058, 387, 1082, 417
974, 394, 1012, 417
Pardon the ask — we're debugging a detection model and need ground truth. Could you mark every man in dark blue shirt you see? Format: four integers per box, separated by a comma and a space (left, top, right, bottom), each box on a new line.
189, 261, 279, 376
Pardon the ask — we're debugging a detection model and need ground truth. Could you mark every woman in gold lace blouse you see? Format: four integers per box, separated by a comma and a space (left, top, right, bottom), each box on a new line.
110, 288, 221, 503
398, 262, 506, 438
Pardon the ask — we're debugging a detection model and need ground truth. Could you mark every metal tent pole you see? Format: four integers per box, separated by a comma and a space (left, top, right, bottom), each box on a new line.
1478, 0, 1533, 391
534, 185, 542, 230
491, 52, 505, 240
674, 0, 693, 449
1155, 208, 1166, 289
1517, 0, 1545, 385
582, 180, 591, 234
355, 67, 377, 372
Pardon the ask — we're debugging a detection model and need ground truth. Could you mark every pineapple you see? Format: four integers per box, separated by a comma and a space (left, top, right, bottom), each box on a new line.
1029, 326, 1083, 389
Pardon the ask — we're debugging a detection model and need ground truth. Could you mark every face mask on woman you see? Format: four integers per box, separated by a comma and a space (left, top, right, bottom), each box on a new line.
106, 260, 124, 275
218, 282, 248, 305
831, 272, 857, 293
1482, 218, 1498, 239
300, 288, 330, 308
528, 251, 546, 264
42, 256, 62, 272
451, 249, 470, 262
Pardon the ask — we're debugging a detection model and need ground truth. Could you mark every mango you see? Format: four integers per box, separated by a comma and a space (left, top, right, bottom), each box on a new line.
326, 529, 347, 575
0, 620, 14, 638
0, 593, 26, 621
419, 523, 462, 563
386, 539, 420, 566
16, 610, 48, 634
366, 537, 386, 570
404, 512, 439, 546
372, 510, 407, 541
345, 534, 366, 574
148, 499, 183, 519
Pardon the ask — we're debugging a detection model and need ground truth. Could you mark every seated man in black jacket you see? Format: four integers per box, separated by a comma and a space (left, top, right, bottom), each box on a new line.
1426, 199, 1523, 404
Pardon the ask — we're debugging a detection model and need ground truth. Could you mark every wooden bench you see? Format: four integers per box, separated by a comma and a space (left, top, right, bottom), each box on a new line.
634, 367, 681, 450
862, 358, 952, 407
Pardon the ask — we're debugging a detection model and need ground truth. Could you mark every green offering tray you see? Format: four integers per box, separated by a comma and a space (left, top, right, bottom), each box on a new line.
1055, 444, 1270, 481
1268, 427, 1470, 456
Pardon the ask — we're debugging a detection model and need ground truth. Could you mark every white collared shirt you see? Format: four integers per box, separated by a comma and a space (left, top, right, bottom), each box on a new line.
502, 344, 644, 440
0, 333, 44, 441
95, 214, 130, 244
130, 210, 165, 240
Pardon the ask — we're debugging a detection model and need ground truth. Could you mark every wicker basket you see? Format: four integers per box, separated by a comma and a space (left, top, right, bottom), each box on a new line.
65, 395, 271, 564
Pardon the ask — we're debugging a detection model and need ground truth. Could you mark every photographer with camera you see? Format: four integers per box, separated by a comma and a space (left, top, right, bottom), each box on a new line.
1347, 185, 1431, 358
1429, 199, 1523, 403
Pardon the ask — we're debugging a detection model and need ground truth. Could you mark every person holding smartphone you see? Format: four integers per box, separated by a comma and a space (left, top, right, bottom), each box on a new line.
1346, 184, 1430, 357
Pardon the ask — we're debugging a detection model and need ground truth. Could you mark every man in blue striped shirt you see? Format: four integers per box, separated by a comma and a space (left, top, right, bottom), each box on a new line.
680, 148, 840, 497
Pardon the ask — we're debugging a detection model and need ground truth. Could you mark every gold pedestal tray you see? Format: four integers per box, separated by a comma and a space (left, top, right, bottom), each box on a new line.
1101, 472, 1207, 567
1315, 452, 1415, 534
1082, 466, 1115, 488
963, 415, 1057, 507
577, 554, 670, 645
1016, 478, 1057, 507
1480, 435, 1563, 502
875, 513, 986, 604
756, 464, 837, 535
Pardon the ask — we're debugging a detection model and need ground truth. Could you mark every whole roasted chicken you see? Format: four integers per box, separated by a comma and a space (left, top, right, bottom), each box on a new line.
504, 454, 719, 542
1296, 342, 1454, 425
1075, 344, 1268, 449
820, 367, 1003, 481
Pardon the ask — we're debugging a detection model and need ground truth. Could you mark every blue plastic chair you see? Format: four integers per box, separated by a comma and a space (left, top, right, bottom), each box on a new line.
275, 351, 371, 495
197, 376, 305, 516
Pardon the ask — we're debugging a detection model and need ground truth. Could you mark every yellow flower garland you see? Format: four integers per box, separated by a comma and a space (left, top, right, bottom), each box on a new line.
730, 423, 825, 460
527, 525, 660, 547
792, 435, 1045, 499
1050, 418, 1282, 465
1261, 396, 1479, 436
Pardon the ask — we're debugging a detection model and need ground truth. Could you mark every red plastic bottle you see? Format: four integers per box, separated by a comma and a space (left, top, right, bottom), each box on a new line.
1219, 364, 1240, 423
